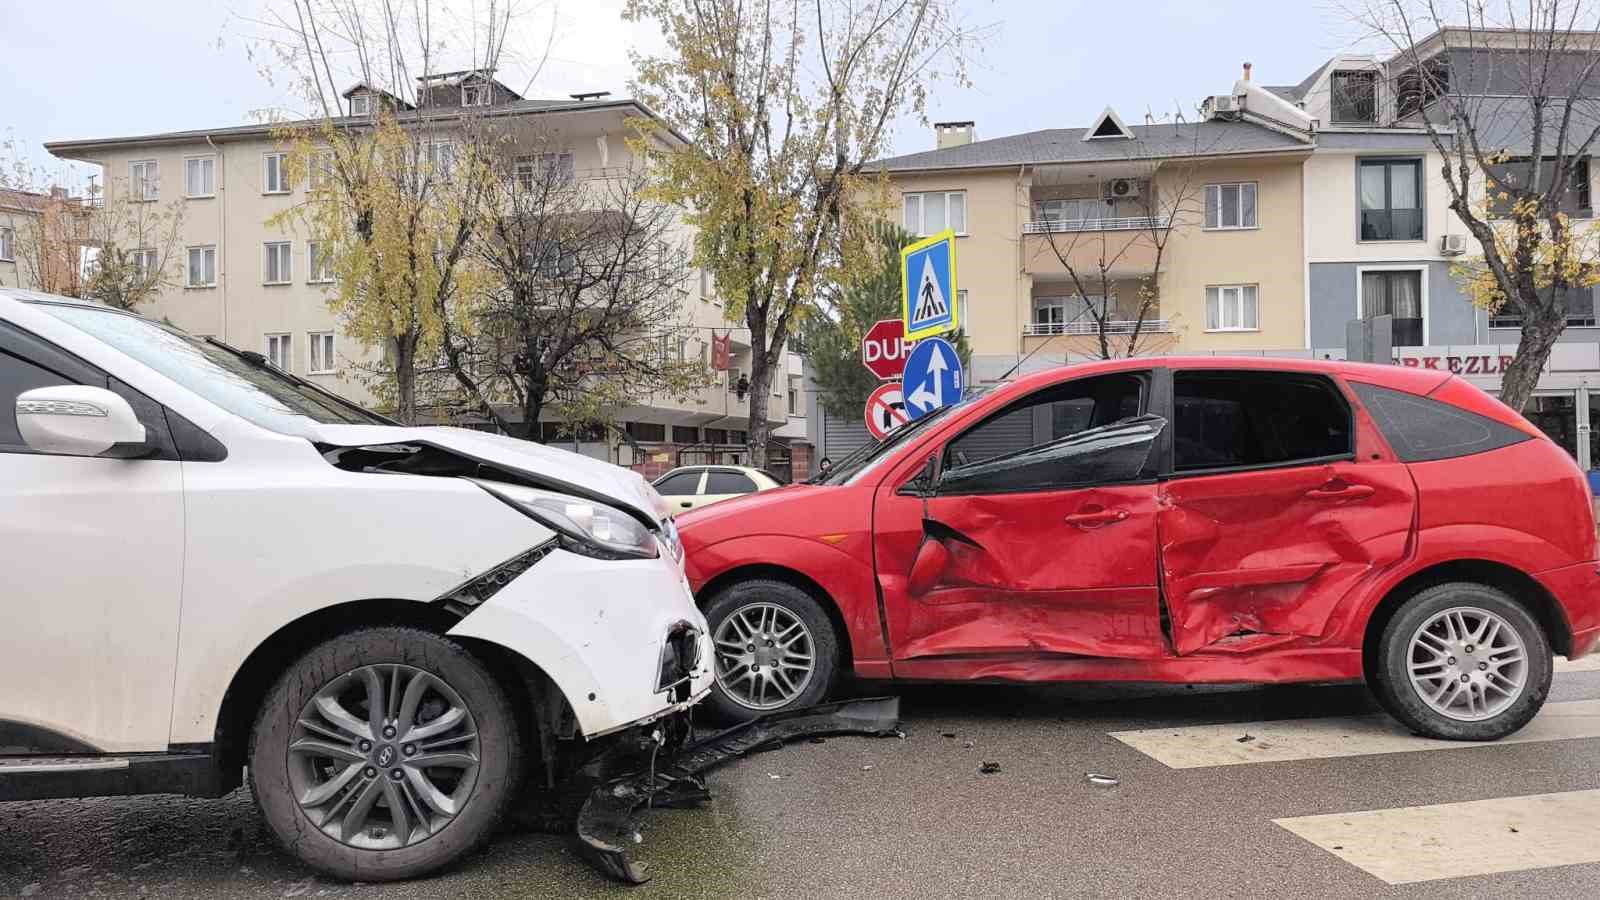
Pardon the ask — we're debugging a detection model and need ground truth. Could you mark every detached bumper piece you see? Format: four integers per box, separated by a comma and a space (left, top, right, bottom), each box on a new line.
574, 696, 901, 884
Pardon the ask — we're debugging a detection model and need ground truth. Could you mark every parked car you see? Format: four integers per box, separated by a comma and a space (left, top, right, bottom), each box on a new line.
678, 356, 1600, 740
653, 464, 782, 514
0, 289, 712, 881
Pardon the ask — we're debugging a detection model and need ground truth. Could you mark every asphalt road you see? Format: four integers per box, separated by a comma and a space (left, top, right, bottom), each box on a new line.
5, 665, 1600, 899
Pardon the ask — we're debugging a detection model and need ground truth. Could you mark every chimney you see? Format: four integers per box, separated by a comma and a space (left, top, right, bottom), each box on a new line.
1243, 62, 1252, 82
935, 120, 976, 149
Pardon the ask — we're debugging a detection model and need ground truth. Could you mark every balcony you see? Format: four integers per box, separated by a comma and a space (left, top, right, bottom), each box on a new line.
1023, 320, 1173, 337
1022, 215, 1170, 234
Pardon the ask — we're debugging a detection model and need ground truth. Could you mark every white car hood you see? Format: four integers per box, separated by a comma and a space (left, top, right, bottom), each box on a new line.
312, 424, 666, 522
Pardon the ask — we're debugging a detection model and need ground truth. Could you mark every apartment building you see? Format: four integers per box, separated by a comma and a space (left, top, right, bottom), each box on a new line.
0, 186, 92, 292
1276, 31, 1600, 467
44, 73, 797, 470
872, 98, 1315, 387
850, 29, 1599, 469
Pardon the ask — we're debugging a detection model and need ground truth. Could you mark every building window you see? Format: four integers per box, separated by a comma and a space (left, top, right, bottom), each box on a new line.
0, 227, 12, 262
626, 421, 667, 443
130, 160, 158, 201
1331, 70, 1379, 124
1204, 182, 1258, 229
1034, 296, 1067, 327
265, 333, 292, 371
1360, 269, 1424, 346
957, 289, 969, 333
427, 142, 457, 178
1396, 59, 1450, 119
264, 153, 291, 194
903, 191, 967, 236
264, 242, 292, 284
462, 83, 490, 107
349, 94, 370, 116
184, 157, 215, 198
306, 241, 333, 283
132, 249, 159, 280
704, 427, 728, 444
1490, 285, 1596, 329
309, 151, 335, 190
1359, 159, 1424, 241
186, 246, 216, 287
308, 332, 336, 374
514, 152, 574, 190
1205, 284, 1260, 332
788, 375, 802, 416
1487, 157, 1592, 219
1033, 198, 1109, 225
672, 425, 699, 444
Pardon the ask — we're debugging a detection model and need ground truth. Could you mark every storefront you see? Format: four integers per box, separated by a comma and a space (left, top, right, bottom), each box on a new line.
1392, 343, 1600, 472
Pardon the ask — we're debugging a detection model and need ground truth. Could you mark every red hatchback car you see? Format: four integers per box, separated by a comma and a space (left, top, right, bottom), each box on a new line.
679, 357, 1600, 740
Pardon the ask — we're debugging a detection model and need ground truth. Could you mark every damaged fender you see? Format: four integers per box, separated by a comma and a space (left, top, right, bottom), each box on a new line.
447, 546, 714, 738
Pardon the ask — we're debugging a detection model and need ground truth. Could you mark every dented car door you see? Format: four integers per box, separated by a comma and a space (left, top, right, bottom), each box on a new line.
1157, 369, 1417, 655
879, 371, 1170, 669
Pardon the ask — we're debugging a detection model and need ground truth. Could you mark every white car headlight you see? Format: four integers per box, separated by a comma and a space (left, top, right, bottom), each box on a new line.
474, 481, 659, 560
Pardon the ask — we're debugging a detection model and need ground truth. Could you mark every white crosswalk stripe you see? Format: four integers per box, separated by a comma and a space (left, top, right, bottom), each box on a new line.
1274, 790, 1600, 884
1109, 698, 1600, 768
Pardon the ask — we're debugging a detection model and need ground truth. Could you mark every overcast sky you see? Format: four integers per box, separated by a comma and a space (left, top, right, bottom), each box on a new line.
3, 0, 1376, 190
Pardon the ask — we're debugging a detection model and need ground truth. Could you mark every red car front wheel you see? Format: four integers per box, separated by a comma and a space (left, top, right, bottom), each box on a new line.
703, 579, 840, 722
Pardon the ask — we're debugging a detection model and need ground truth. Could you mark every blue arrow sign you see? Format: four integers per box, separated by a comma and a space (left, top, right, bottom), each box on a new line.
901, 230, 958, 340
902, 337, 963, 420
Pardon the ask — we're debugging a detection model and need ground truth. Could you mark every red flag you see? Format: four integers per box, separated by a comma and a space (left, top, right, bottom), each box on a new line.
711, 332, 731, 371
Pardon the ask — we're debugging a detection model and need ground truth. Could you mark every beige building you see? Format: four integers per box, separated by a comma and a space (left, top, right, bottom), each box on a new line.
45, 77, 794, 468
873, 98, 1317, 384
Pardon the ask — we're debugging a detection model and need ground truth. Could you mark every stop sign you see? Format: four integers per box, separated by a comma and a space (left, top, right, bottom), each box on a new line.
861, 318, 912, 380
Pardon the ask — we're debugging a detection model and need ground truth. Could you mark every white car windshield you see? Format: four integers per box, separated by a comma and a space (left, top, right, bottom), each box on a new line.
35, 302, 388, 437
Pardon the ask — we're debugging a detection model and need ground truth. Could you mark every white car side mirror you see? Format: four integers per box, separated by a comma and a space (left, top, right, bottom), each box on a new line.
16, 385, 148, 457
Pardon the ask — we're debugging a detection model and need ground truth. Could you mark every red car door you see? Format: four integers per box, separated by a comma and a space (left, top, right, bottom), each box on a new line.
873, 369, 1170, 675
1158, 369, 1417, 655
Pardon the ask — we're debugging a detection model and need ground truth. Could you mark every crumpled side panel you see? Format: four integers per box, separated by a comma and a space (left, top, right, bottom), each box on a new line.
1159, 462, 1416, 655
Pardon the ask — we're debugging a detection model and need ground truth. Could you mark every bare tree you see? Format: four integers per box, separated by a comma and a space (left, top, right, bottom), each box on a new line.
2, 142, 185, 308
434, 145, 715, 436
243, 0, 549, 422
1350, 1, 1600, 410
1024, 124, 1213, 359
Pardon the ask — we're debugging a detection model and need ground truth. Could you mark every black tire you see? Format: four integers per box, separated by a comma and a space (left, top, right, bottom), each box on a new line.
248, 626, 522, 882
1370, 582, 1552, 741
702, 579, 841, 723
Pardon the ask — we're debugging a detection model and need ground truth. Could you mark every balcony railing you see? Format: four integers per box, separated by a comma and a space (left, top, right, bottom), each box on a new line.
1023, 215, 1170, 234
1024, 319, 1173, 337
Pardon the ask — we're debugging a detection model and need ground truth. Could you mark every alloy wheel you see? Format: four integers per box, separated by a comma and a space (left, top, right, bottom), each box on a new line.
1407, 606, 1529, 722
713, 602, 816, 710
287, 664, 481, 850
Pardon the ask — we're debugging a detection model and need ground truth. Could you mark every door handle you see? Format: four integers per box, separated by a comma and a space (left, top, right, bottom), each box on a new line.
680, 500, 694, 508
1305, 482, 1375, 501
1063, 507, 1129, 529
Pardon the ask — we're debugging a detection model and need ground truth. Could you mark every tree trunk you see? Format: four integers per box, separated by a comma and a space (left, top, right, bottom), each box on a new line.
746, 360, 773, 468
392, 333, 417, 425
1500, 308, 1566, 413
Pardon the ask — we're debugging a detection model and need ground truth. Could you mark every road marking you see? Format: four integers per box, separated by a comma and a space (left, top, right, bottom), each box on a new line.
1108, 699, 1600, 768
1275, 789, 1600, 884
1556, 654, 1600, 673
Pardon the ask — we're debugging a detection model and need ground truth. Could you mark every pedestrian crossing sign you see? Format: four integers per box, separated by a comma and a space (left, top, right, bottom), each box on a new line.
900, 229, 959, 341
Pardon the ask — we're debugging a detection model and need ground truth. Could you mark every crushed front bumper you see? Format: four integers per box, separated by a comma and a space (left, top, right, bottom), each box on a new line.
446, 545, 715, 738
573, 697, 903, 884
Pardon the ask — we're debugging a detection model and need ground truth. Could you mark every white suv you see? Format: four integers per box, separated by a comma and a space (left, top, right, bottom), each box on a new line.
0, 289, 713, 880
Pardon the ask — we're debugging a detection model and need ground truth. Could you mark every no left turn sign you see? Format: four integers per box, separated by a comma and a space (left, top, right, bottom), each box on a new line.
864, 382, 908, 441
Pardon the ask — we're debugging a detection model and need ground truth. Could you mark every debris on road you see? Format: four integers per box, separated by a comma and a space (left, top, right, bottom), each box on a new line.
1086, 773, 1120, 787
1236, 734, 1255, 744
941, 731, 957, 738
573, 697, 902, 884
978, 761, 1002, 774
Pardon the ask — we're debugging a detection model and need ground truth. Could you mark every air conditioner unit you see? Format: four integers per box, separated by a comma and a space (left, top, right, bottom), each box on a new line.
1102, 178, 1140, 200
1440, 233, 1468, 256
1209, 94, 1239, 114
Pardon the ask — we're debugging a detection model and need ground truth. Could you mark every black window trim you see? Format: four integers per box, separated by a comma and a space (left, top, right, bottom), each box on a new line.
1357, 156, 1426, 243
0, 320, 225, 462
1158, 368, 1357, 480
931, 368, 1160, 497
